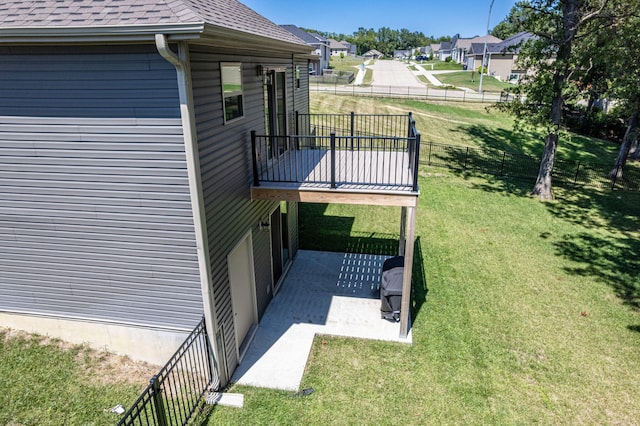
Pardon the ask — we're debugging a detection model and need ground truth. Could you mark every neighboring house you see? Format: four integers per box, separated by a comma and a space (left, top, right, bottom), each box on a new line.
394, 49, 412, 59
363, 49, 384, 60
467, 32, 535, 82
0, 0, 313, 387
430, 43, 440, 58
438, 41, 452, 60
419, 46, 433, 57
328, 38, 349, 56
281, 25, 330, 75
340, 40, 357, 56
451, 35, 502, 65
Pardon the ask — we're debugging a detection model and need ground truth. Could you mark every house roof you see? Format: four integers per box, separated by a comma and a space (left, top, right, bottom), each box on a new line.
0, 0, 310, 50
281, 24, 325, 45
364, 49, 383, 57
430, 43, 440, 52
492, 31, 535, 53
327, 38, 348, 50
468, 32, 534, 55
439, 41, 451, 51
453, 35, 502, 51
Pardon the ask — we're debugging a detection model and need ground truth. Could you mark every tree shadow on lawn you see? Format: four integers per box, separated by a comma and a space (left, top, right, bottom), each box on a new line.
451, 123, 543, 157
465, 177, 640, 317
553, 232, 640, 312
547, 188, 640, 314
454, 123, 618, 162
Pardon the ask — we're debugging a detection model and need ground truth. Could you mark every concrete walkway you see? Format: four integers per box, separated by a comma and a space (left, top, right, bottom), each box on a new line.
353, 59, 370, 85
231, 250, 411, 391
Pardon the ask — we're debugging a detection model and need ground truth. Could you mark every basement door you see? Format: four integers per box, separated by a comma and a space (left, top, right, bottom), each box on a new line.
228, 233, 258, 360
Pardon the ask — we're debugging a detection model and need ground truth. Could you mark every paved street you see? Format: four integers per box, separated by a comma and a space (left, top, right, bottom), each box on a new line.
316, 59, 503, 103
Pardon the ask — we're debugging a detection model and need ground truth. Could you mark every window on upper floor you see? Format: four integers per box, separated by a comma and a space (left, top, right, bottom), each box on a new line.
221, 63, 244, 123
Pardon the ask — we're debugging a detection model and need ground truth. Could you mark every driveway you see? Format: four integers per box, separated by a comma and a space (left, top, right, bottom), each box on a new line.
370, 60, 424, 88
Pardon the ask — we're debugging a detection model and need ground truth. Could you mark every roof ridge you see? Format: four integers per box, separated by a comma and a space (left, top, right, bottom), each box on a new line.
161, 0, 204, 22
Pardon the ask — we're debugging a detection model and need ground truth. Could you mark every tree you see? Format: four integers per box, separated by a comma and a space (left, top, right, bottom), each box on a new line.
498, 0, 610, 200
491, 3, 534, 39
601, 2, 640, 174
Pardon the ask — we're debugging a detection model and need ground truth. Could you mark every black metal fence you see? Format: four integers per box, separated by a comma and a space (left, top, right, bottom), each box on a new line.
422, 141, 640, 191
251, 112, 420, 191
310, 82, 506, 103
118, 317, 218, 426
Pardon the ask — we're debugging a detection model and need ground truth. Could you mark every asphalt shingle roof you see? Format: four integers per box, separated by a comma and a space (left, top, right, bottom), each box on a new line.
0, 0, 306, 46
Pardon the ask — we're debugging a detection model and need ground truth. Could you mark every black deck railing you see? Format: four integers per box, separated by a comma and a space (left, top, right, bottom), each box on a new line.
118, 317, 218, 426
251, 112, 421, 192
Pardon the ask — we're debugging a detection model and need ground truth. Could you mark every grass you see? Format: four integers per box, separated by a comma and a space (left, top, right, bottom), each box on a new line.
436, 71, 513, 92
209, 172, 640, 424
328, 56, 364, 73
417, 60, 464, 71
310, 92, 620, 163
208, 95, 639, 424
0, 330, 146, 425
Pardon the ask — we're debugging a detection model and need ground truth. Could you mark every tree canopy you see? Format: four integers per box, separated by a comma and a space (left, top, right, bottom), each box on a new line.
494, 0, 637, 199
300, 26, 446, 56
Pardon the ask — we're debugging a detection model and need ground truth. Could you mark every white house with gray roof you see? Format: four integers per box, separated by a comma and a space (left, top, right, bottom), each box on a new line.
0, 0, 313, 386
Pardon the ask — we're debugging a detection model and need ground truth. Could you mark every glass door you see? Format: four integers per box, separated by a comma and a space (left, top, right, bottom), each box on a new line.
263, 69, 287, 159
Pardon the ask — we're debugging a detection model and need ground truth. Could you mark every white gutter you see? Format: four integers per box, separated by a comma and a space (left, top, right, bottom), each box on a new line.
0, 23, 204, 44
155, 34, 227, 385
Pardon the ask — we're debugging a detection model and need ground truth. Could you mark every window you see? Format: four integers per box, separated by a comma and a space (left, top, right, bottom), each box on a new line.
221, 63, 244, 123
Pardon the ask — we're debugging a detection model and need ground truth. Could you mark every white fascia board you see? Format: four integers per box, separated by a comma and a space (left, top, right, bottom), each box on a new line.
0, 22, 205, 44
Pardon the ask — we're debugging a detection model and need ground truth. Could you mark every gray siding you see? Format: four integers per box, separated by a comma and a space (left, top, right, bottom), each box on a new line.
189, 45, 301, 373
0, 46, 203, 330
0, 45, 180, 118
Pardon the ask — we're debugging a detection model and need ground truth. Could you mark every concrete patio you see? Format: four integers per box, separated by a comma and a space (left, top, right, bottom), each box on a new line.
231, 250, 412, 391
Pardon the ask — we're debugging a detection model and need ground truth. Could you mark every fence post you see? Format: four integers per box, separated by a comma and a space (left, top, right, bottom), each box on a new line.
500, 151, 506, 176
428, 142, 432, 166
573, 161, 580, 184
330, 132, 336, 189
611, 164, 621, 190
251, 131, 260, 186
464, 147, 469, 170
350, 111, 355, 150
413, 133, 421, 191
150, 376, 168, 426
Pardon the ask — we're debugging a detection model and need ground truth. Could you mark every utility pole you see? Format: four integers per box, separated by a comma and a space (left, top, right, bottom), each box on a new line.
478, 0, 495, 93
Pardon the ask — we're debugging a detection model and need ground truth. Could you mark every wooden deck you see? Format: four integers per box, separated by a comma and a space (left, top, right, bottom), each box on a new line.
252, 149, 418, 206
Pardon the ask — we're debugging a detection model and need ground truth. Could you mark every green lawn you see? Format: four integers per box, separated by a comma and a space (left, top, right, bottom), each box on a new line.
416, 60, 465, 71
209, 172, 640, 424
0, 330, 146, 425
436, 71, 513, 92
328, 56, 365, 73
310, 92, 619, 162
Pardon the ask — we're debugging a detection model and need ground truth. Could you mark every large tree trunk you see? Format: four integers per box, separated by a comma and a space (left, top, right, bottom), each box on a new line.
607, 109, 639, 178
531, 0, 582, 200
532, 132, 559, 199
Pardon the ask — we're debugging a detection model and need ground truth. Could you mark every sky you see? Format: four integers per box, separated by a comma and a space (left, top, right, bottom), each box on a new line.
240, 0, 518, 39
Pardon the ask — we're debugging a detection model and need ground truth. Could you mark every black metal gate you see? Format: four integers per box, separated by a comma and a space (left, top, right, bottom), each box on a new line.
118, 317, 219, 426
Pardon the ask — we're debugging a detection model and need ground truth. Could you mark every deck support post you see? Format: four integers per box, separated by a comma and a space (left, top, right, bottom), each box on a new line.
399, 206, 407, 256
399, 204, 416, 338
330, 132, 336, 188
